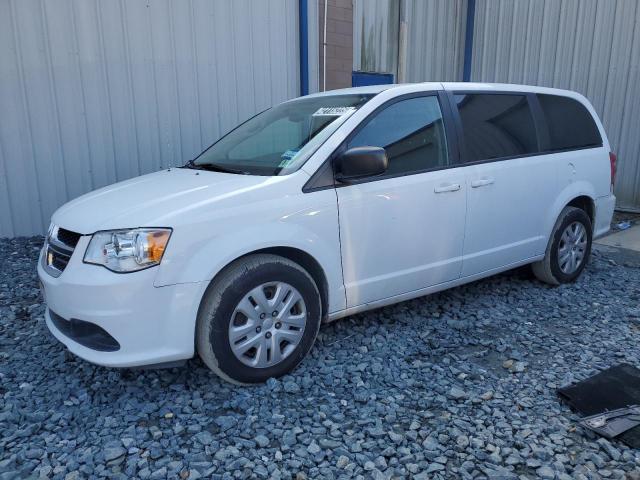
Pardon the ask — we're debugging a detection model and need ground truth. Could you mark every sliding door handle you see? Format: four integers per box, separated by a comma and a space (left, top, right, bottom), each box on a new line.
471, 177, 495, 188
434, 183, 461, 193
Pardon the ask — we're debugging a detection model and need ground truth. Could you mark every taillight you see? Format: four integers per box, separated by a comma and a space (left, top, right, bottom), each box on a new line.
609, 152, 617, 188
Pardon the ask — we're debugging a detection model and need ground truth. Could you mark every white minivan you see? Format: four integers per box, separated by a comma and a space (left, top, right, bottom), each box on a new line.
39, 82, 616, 383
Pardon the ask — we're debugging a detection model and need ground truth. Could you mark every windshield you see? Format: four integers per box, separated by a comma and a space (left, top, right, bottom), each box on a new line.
192, 94, 373, 175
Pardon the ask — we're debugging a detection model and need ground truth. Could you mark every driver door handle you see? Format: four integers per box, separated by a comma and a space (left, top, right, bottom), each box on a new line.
471, 177, 495, 188
434, 183, 461, 193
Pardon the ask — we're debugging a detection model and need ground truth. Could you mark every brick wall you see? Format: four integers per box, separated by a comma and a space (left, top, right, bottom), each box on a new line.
318, 0, 353, 91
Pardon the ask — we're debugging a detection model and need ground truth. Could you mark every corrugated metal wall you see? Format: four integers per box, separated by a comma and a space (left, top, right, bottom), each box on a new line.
0, 0, 301, 237
402, 0, 466, 82
354, 0, 640, 210
353, 0, 399, 74
353, 0, 466, 81
471, 0, 640, 211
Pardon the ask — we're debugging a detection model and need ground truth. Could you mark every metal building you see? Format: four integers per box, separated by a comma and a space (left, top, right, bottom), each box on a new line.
2, 0, 639, 238
354, 0, 640, 212
0, 0, 316, 237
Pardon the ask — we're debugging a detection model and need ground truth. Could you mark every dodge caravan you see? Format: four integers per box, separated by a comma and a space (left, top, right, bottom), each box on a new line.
38, 83, 616, 383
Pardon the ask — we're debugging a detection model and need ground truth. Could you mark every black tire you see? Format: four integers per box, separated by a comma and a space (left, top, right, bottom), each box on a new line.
196, 254, 321, 384
532, 206, 592, 285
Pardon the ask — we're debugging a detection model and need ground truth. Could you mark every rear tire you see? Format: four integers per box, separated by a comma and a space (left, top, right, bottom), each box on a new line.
196, 254, 321, 384
532, 206, 592, 285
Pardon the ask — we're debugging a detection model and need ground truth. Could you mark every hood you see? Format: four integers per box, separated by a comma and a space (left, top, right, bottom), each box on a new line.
52, 168, 276, 234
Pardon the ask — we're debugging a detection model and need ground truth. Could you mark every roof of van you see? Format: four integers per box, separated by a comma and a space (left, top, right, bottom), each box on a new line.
439, 82, 577, 96
305, 82, 579, 98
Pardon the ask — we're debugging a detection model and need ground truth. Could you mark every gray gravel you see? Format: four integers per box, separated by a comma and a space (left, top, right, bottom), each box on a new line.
1, 236, 640, 479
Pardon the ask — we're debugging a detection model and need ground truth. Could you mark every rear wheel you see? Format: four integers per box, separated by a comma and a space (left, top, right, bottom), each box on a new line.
196, 254, 321, 384
532, 206, 592, 285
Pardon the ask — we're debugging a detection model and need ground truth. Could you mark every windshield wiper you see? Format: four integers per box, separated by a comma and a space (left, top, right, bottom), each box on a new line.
183, 159, 248, 175
182, 159, 197, 169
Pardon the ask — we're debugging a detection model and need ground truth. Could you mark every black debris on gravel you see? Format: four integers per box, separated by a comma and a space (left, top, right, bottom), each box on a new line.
1, 236, 640, 479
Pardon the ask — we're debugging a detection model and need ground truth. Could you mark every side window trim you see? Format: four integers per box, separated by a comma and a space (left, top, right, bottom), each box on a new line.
302, 160, 334, 193
303, 91, 456, 192
437, 90, 461, 166
444, 90, 466, 166
527, 92, 551, 152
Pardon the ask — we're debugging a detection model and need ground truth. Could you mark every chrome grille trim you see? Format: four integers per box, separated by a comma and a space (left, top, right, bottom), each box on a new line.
42, 226, 82, 277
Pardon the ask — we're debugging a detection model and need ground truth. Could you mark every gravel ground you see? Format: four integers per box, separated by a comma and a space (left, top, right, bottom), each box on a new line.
1, 237, 640, 480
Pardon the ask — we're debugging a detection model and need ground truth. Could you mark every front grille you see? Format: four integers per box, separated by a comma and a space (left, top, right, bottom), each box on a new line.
57, 228, 81, 248
42, 226, 82, 277
47, 242, 73, 271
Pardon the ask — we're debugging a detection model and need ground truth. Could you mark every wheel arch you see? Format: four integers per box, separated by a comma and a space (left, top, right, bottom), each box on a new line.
544, 183, 597, 242
567, 195, 595, 228
201, 246, 330, 322
249, 247, 329, 321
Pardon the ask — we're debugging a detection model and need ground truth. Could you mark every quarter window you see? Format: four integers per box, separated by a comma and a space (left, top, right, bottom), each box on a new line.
537, 94, 602, 151
347, 96, 449, 176
454, 94, 539, 162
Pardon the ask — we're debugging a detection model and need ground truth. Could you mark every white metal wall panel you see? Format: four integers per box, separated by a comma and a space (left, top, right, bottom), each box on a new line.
403, 0, 466, 82
353, 0, 400, 74
0, 0, 301, 237
353, 0, 466, 81
307, 0, 320, 93
471, 0, 640, 211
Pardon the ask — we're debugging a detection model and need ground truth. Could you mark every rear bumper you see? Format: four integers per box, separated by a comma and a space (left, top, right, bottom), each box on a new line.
594, 193, 616, 239
38, 238, 207, 368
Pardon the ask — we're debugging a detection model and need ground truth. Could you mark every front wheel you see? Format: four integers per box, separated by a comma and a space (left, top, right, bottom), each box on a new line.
532, 206, 592, 285
196, 254, 321, 384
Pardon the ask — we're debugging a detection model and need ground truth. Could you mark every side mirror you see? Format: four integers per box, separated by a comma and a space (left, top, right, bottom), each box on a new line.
334, 146, 388, 183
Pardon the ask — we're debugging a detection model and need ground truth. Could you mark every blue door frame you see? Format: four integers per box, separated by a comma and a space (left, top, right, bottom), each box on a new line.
462, 0, 476, 82
298, 0, 309, 95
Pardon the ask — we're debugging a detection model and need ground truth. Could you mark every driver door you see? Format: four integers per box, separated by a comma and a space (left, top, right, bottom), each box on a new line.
336, 94, 467, 308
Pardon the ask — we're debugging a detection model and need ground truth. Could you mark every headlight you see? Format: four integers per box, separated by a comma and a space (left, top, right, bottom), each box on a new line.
84, 228, 172, 273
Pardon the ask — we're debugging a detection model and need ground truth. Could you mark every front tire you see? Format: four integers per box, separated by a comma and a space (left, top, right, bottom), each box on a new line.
532, 206, 592, 285
196, 254, 321, 384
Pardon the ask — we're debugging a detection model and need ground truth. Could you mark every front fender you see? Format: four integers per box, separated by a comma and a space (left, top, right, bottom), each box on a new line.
154, 192, 345, 314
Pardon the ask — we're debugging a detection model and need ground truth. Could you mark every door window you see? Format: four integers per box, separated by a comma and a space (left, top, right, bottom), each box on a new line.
536, 94, 602, 151
347, 96, 449, 177
454, 94, 539, 162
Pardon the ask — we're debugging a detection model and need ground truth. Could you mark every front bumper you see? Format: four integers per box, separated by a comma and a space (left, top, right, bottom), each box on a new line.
38, 236, 207, 368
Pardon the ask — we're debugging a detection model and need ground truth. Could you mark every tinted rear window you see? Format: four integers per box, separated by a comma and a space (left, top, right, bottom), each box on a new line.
454, 94, 539, 162
537, 94, 602, 151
